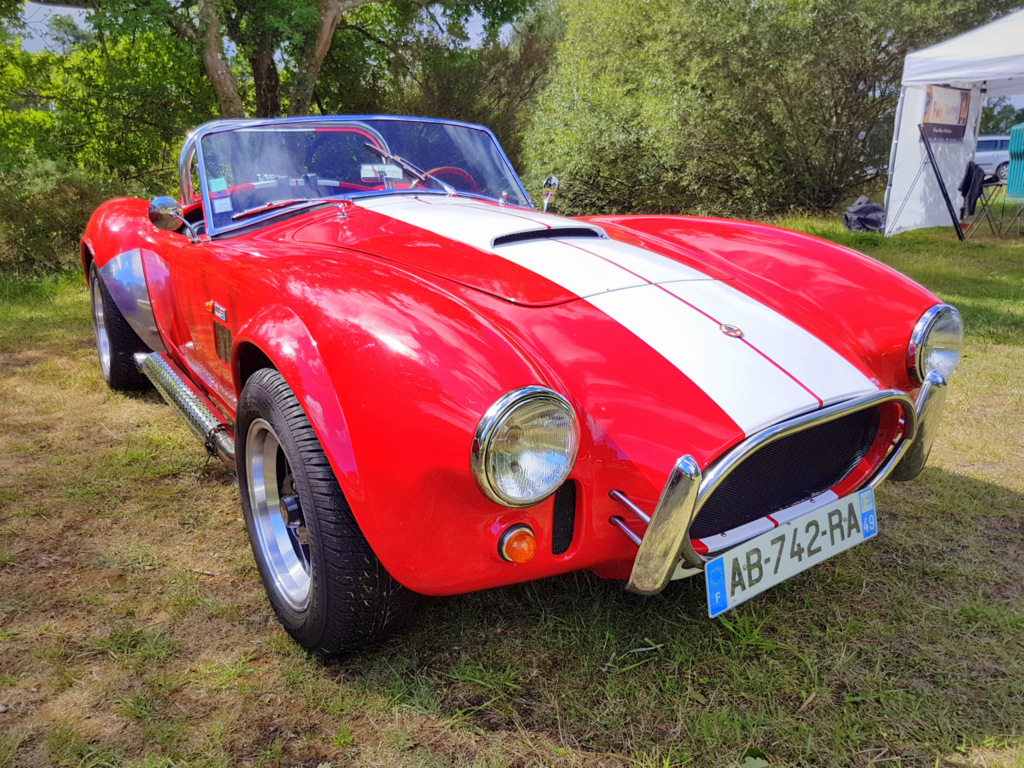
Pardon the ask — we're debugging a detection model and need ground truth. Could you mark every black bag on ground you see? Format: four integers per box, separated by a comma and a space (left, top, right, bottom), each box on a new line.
843, 196, 885, 232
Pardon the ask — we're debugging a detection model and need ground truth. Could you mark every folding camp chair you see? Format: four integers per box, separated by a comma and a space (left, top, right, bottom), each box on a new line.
960, 161, 1000, 239
1001, 123, 1024, 236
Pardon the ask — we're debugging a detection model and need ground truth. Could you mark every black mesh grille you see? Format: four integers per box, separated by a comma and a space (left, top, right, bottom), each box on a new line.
690, 407, 881, 540
493, 227, 602, 246
214, 322, 233, 364
551, 481, 577, 555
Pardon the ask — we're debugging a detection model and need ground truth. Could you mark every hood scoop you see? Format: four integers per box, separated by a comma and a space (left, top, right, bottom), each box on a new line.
492, 226, 605, 248
317, 196, 709, 306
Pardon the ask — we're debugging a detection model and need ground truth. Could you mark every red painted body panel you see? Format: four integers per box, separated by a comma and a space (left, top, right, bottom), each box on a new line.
82, 194, 942, 596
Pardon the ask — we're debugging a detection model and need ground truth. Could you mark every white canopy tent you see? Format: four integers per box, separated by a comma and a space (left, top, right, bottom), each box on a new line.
884, 10, 1024, 236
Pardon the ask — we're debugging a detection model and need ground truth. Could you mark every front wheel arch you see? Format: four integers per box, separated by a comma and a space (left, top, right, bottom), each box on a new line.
235, 341, 277, 389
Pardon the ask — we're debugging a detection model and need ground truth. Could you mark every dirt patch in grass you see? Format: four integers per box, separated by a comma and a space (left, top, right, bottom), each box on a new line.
1, 230, 1023, 767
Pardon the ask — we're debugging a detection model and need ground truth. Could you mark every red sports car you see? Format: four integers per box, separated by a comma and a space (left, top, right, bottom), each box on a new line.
82, 116, 963, 653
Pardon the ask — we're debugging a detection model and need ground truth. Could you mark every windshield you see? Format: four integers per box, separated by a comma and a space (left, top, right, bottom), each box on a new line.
197, 118, 530, 234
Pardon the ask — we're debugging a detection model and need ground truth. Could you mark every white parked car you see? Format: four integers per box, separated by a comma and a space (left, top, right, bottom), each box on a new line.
976, 135, 1010, 181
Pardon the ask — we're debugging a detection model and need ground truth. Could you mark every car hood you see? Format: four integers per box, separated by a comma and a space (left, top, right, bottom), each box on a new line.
291, 196, 881, 438
296, 195, 723, 307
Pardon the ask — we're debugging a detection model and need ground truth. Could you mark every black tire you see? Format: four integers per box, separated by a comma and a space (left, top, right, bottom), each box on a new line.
236, 368, 414, 654
997, 162, 1009, 182
89, 263, 149, 392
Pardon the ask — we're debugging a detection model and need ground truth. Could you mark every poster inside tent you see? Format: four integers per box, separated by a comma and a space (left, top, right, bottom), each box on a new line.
921, 85, 970, 142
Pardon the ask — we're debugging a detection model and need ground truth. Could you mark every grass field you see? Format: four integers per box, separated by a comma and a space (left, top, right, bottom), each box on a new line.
0, 225, 1022, 767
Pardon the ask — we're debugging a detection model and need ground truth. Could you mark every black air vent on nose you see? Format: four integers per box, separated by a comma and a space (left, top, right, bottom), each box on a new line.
492, 227, 603, 247
551, 481, 577, 555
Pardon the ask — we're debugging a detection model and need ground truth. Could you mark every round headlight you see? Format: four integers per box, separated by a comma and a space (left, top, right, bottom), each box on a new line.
472, 386, 579, 508
908, 304, 964, 384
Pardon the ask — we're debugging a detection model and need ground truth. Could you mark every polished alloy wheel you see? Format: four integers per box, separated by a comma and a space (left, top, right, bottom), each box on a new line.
90, 274, 112, 381
246, 418, 311, 611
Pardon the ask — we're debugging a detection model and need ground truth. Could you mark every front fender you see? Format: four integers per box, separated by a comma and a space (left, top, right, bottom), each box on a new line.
229, 278, 576, 596
232, 305, 363, 503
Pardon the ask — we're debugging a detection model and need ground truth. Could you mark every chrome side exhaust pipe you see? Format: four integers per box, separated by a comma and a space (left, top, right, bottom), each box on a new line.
134, 352, 236, 470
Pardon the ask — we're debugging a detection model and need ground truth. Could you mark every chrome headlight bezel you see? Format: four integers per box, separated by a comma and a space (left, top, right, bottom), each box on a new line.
907, 304, 964, 385
471, 386, 579, 508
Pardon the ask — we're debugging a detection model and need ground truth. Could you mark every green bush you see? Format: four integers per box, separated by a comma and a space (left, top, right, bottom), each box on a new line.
525, 0, 1021, 217
0, 158, 129, 274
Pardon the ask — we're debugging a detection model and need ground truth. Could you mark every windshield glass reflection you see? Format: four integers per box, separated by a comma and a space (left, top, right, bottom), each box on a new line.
199, 118, 530, 232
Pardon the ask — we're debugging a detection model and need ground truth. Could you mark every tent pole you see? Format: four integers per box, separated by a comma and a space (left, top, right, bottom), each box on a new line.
883, 86, 908, 235
918, 124, 965, 242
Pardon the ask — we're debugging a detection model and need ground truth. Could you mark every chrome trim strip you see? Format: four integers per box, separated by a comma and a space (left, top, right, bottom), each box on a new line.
609, 490, 650, 524
98, 249, 168, 353
889, 371, 948, 482
179, 138, 198, 206
135, 352, 236, 470
470, 385, 579, 508
907, 304, 960, 384
619, 389, 918, 594
610, 517, 643, 546
625, 456, 701, 595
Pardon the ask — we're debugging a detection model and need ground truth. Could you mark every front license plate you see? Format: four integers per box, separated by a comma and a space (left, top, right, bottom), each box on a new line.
705, 488, 877, 618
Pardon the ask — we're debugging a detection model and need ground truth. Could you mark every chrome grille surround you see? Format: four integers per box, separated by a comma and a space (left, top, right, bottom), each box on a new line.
617, 389, 918, 595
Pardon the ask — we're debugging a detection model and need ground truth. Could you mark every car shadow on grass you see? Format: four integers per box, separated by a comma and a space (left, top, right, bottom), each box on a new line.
318, 467, 1024, 765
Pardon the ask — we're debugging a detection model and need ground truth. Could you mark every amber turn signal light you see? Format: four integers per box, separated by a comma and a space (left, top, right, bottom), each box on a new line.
499, 524, 537, 563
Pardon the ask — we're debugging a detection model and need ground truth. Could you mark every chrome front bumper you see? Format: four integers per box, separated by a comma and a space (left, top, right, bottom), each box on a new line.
611, 382, 947, 595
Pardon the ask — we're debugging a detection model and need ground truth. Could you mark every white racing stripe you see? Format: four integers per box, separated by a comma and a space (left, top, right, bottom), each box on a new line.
587, 285, 820, 433
359, 195, 557, 253
356, 196, 877, 435
662, 281, 878, 408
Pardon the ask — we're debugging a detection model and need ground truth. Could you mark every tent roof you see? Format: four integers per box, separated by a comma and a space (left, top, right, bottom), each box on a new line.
902, 9, 1024, 97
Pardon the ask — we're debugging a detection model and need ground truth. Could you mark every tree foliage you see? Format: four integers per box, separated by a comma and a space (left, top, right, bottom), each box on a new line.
1, 22, 216, 182
38, 0, 537, 118
980, 97, 1024, 135
313, 1, 560, 167
525, 0, 1022, 216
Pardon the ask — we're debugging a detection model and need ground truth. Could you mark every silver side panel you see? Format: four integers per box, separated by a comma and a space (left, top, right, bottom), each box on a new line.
98, 249, 168, 353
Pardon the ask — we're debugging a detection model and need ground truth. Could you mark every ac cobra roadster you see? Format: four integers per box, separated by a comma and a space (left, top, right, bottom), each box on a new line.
81, 116, 963, 652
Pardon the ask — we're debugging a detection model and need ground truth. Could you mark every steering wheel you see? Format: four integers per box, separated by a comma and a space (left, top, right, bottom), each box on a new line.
412, 166, 479, 193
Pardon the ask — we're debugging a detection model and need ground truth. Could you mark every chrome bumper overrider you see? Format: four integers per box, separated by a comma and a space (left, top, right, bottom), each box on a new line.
612, 388, 929, 595
889, 371, 948, 482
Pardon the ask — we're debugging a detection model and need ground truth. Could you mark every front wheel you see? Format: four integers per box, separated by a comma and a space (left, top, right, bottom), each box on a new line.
236, 368, 414, 654
997, 162, 1009, 182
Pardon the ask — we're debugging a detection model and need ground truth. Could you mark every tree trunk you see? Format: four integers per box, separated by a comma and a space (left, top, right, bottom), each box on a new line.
250, 49, 282, 117
198, 0, 245, 118
288, 0, 378, 116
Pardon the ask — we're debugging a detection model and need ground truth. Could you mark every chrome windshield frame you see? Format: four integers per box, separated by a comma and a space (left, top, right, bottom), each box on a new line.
177, 115, 534, 238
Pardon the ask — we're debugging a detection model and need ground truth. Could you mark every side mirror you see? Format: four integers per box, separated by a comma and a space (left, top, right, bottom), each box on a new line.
148, 196, 185, 231
149, 196, 199, 240
541, 176, 559, 213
